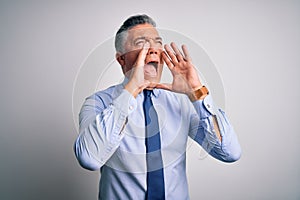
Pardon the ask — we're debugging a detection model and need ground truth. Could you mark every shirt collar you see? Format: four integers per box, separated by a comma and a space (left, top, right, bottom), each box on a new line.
152, 88, 161, 98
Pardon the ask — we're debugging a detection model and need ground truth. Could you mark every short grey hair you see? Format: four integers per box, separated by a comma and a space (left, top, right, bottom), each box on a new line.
115, 14, 156, 53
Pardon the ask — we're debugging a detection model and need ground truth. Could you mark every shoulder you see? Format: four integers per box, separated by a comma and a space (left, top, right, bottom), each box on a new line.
84, 84, 123, 106
90, 84, 122, 99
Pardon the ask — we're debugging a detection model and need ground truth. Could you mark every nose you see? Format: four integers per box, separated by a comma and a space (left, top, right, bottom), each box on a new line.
147, 48, 158, 55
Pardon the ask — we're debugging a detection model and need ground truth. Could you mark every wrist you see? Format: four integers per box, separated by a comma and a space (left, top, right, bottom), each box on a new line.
188, 85, 209, 102
124, 81, 139, 98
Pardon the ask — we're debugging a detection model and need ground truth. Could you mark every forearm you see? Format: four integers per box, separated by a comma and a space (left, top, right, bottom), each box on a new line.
203, 111, 241, 162
188, 86, 222, 141
74, 114, 126, 171
190, 95, 241, 162
74, 90, 136, 170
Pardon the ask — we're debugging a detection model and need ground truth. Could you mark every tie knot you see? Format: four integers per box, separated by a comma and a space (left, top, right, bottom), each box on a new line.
143, 90, 152, 97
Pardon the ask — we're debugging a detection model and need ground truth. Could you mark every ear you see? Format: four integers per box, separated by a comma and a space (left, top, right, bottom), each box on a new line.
116, 52, 125, 67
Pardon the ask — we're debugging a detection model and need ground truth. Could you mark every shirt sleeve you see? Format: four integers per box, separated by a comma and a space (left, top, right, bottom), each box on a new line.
188, 95, 242, 162
74, 89, 137, 170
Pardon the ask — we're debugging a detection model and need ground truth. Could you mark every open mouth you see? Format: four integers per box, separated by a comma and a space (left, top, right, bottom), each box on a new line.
144, 61, 159, 77
147, 61, 158, 69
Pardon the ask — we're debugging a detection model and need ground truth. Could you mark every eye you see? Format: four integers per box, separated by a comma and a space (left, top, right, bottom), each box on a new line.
155, 39, 163, 45
134, 39, 146, 46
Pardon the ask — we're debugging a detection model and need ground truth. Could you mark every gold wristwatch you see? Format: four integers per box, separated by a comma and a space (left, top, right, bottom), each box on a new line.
189, 85, 209, 102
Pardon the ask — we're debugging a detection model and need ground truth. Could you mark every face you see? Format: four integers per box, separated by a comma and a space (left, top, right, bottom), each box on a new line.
116, 23, 164, 83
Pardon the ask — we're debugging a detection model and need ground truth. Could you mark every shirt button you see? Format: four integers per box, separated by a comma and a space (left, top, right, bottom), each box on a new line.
129, 105, 133, 110
207, 104, 210, 108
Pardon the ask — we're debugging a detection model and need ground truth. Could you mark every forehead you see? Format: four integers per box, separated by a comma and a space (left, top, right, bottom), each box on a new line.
126, 23, 160, 40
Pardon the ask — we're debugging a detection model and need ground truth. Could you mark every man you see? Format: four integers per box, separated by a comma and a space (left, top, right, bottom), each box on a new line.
74, 14, 241, 199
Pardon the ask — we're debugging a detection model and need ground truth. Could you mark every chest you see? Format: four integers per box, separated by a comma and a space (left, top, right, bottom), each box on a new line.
120, 97, 190, 153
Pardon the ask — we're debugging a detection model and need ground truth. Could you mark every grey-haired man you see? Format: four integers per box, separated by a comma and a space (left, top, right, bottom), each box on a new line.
74, 14, 241, 200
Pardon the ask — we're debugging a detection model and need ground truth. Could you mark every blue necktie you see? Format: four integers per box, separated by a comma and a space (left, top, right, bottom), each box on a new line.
143, 90, 165, 200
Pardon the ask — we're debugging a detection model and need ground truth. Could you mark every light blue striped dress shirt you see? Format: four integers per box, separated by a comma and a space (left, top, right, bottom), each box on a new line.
74, 80, 241, 200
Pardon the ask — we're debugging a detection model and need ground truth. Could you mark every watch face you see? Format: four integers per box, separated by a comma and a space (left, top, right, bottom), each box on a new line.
201, 86, 209, 95
196, 86, 209, 100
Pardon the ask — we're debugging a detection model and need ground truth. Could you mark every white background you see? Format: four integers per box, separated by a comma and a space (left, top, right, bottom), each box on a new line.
0, 1, 299, 199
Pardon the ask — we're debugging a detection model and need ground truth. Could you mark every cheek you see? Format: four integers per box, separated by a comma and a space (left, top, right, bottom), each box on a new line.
123, 52, 140, 73
160, 54, 164, 63
125, 50, 140, 65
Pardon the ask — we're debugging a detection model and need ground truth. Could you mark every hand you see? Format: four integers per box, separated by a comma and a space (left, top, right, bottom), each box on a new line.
124, 42, 156, 97
157, 42, 202, 96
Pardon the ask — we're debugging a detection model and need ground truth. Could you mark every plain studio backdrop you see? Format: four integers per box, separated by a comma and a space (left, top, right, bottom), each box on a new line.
0, 1, 299, 200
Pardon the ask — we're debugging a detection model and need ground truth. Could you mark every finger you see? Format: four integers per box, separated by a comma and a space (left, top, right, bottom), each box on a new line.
170, 42, 184, 62
155, 83, 172, 91
138, 80, 151, 92
162, 52, 175, 71
135, 42, 150, 67
164, 44, 178, 64
182, 44, 192, 62
145, 82, 158, 90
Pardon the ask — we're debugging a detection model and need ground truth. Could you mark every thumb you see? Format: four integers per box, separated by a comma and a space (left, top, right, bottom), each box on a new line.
135, 42, 150, 67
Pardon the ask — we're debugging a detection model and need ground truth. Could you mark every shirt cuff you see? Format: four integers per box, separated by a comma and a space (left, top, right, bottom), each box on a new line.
192, 94, 215, 118
112, 89, 137, 115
